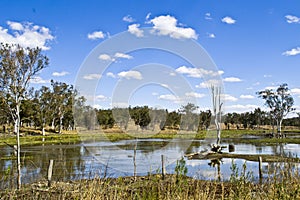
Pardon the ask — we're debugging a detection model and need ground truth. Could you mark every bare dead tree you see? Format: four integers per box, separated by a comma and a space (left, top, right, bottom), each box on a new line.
211, 85, 223, 146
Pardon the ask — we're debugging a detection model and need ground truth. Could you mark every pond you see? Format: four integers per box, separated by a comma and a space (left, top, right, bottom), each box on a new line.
0, 137, 299, 188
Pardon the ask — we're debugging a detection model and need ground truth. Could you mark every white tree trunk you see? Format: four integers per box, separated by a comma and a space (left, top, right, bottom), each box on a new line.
51, 118, 55, 130
59, 116, 63, 134
278, 119, 283, 137
16, 103, 21, 189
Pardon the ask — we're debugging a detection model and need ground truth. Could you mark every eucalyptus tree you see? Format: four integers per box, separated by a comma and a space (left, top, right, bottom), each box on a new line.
257, 83, 295, 137
178, 103, 199, 131
0, 43, 48, 189
36, 86, 52, 135
50, 80, 74, 133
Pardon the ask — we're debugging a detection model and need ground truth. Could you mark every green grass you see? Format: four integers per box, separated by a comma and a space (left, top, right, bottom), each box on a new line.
1, 159, 300, 199
1, 128, 300, 147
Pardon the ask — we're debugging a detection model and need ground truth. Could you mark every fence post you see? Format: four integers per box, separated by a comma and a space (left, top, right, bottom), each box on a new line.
47, 160, 54, 187
258, 156, 262, 183
161, 155, 166, 180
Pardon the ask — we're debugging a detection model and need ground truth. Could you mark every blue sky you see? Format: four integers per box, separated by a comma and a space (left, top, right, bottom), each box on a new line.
1, 0, 300, 114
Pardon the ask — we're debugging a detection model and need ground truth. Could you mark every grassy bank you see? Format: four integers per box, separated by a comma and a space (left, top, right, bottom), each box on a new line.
1, 162, 300, 200
1, 127, 300, 147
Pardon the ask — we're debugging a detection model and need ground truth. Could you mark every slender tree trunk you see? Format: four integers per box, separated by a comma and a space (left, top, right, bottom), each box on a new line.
59, 116, 63, 134
16, 103, 21, 189
51, 118, 55, 131
278, 119, 283, 138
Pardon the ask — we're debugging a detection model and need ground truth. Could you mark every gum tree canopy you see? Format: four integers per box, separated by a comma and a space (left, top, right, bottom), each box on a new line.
257, 83, 295, 137
0, 43, 48, 189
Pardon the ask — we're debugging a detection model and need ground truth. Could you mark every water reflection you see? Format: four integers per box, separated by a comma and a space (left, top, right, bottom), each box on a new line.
0, 139, 300, 189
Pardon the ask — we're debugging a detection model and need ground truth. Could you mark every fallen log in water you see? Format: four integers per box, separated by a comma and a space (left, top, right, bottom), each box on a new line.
185, 152, 300, 163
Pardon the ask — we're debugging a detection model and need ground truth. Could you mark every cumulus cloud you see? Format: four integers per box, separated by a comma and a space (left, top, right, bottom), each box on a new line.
207, 33, 216, 38
282, 47, 300, 56
285, 15, 300, 24
118, 70, 142, 80
291, 88, 300, 95
222, 94, 238, 102
114, 52, 133, 59
150, 15, 198, 39
98, 52, 133, 61
221, 16, 236, 24
158, 94, 182, 103
146, 13, 151, 21
225, 104, 258, 113
240, 94, 255, 99
98, 54, 115, 61
95, 94, 108, 101
52, 71, 69, 77
106, 72, 116, 78
128, 24, 144, 37
123, 15, 135, 23
30, 76, 49, 84
205, 13, 213, 20
185, 92, 205, 98
196, 79, 222, 88
87, 31, 105, 40
175, 66, 222, 78
83, 73, 102, 80
223, 77, 242, 82
0, 21, 54, 50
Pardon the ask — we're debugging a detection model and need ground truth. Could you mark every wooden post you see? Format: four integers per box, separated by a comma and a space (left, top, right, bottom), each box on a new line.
133, 144, 137, 181
258, 156, 262, 183
47, 160, 54, 187
161, 155, 166, 180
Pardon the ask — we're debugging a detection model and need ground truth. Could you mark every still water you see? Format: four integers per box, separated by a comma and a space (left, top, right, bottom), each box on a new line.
0, 138, 299, 188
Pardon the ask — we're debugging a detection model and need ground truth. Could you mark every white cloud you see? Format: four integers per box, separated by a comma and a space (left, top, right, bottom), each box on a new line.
83, 73, 102, 80
285, 15, 300, 24
221, 16, 236, 24
106, 72, 116, 78
99, 52, 133, 61
98, 54, 115, 61
128, 24, 144, 37
30, 76, 49, 84
158, 94, 181, 103
185, 92, 205, 98
7, 21, 24, 30
207, 33, 215, 38
196, 79, 222, 88
218, 70, 225, 75
240, 95, 255, 99
87, 31, 105, 40
146, 13, 151, 21
225, 104, 258, 113
223, 77, 242, 82
150, 15, 198, 39
169, 72, 176, 76
118, 70, 142, 80
114, 52, 133, 59
175, 66, 221, 78
291, 88, 300, 95
152, 92, 159, 96
123, 15, 135, 23
205, 13, 213, 20
282, 47, 300, 56
222, 94, 238, 102
0, 21, 54, 50
52, 71, 69, 77
96, 95, 108, 101
265, 86, 277, 90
